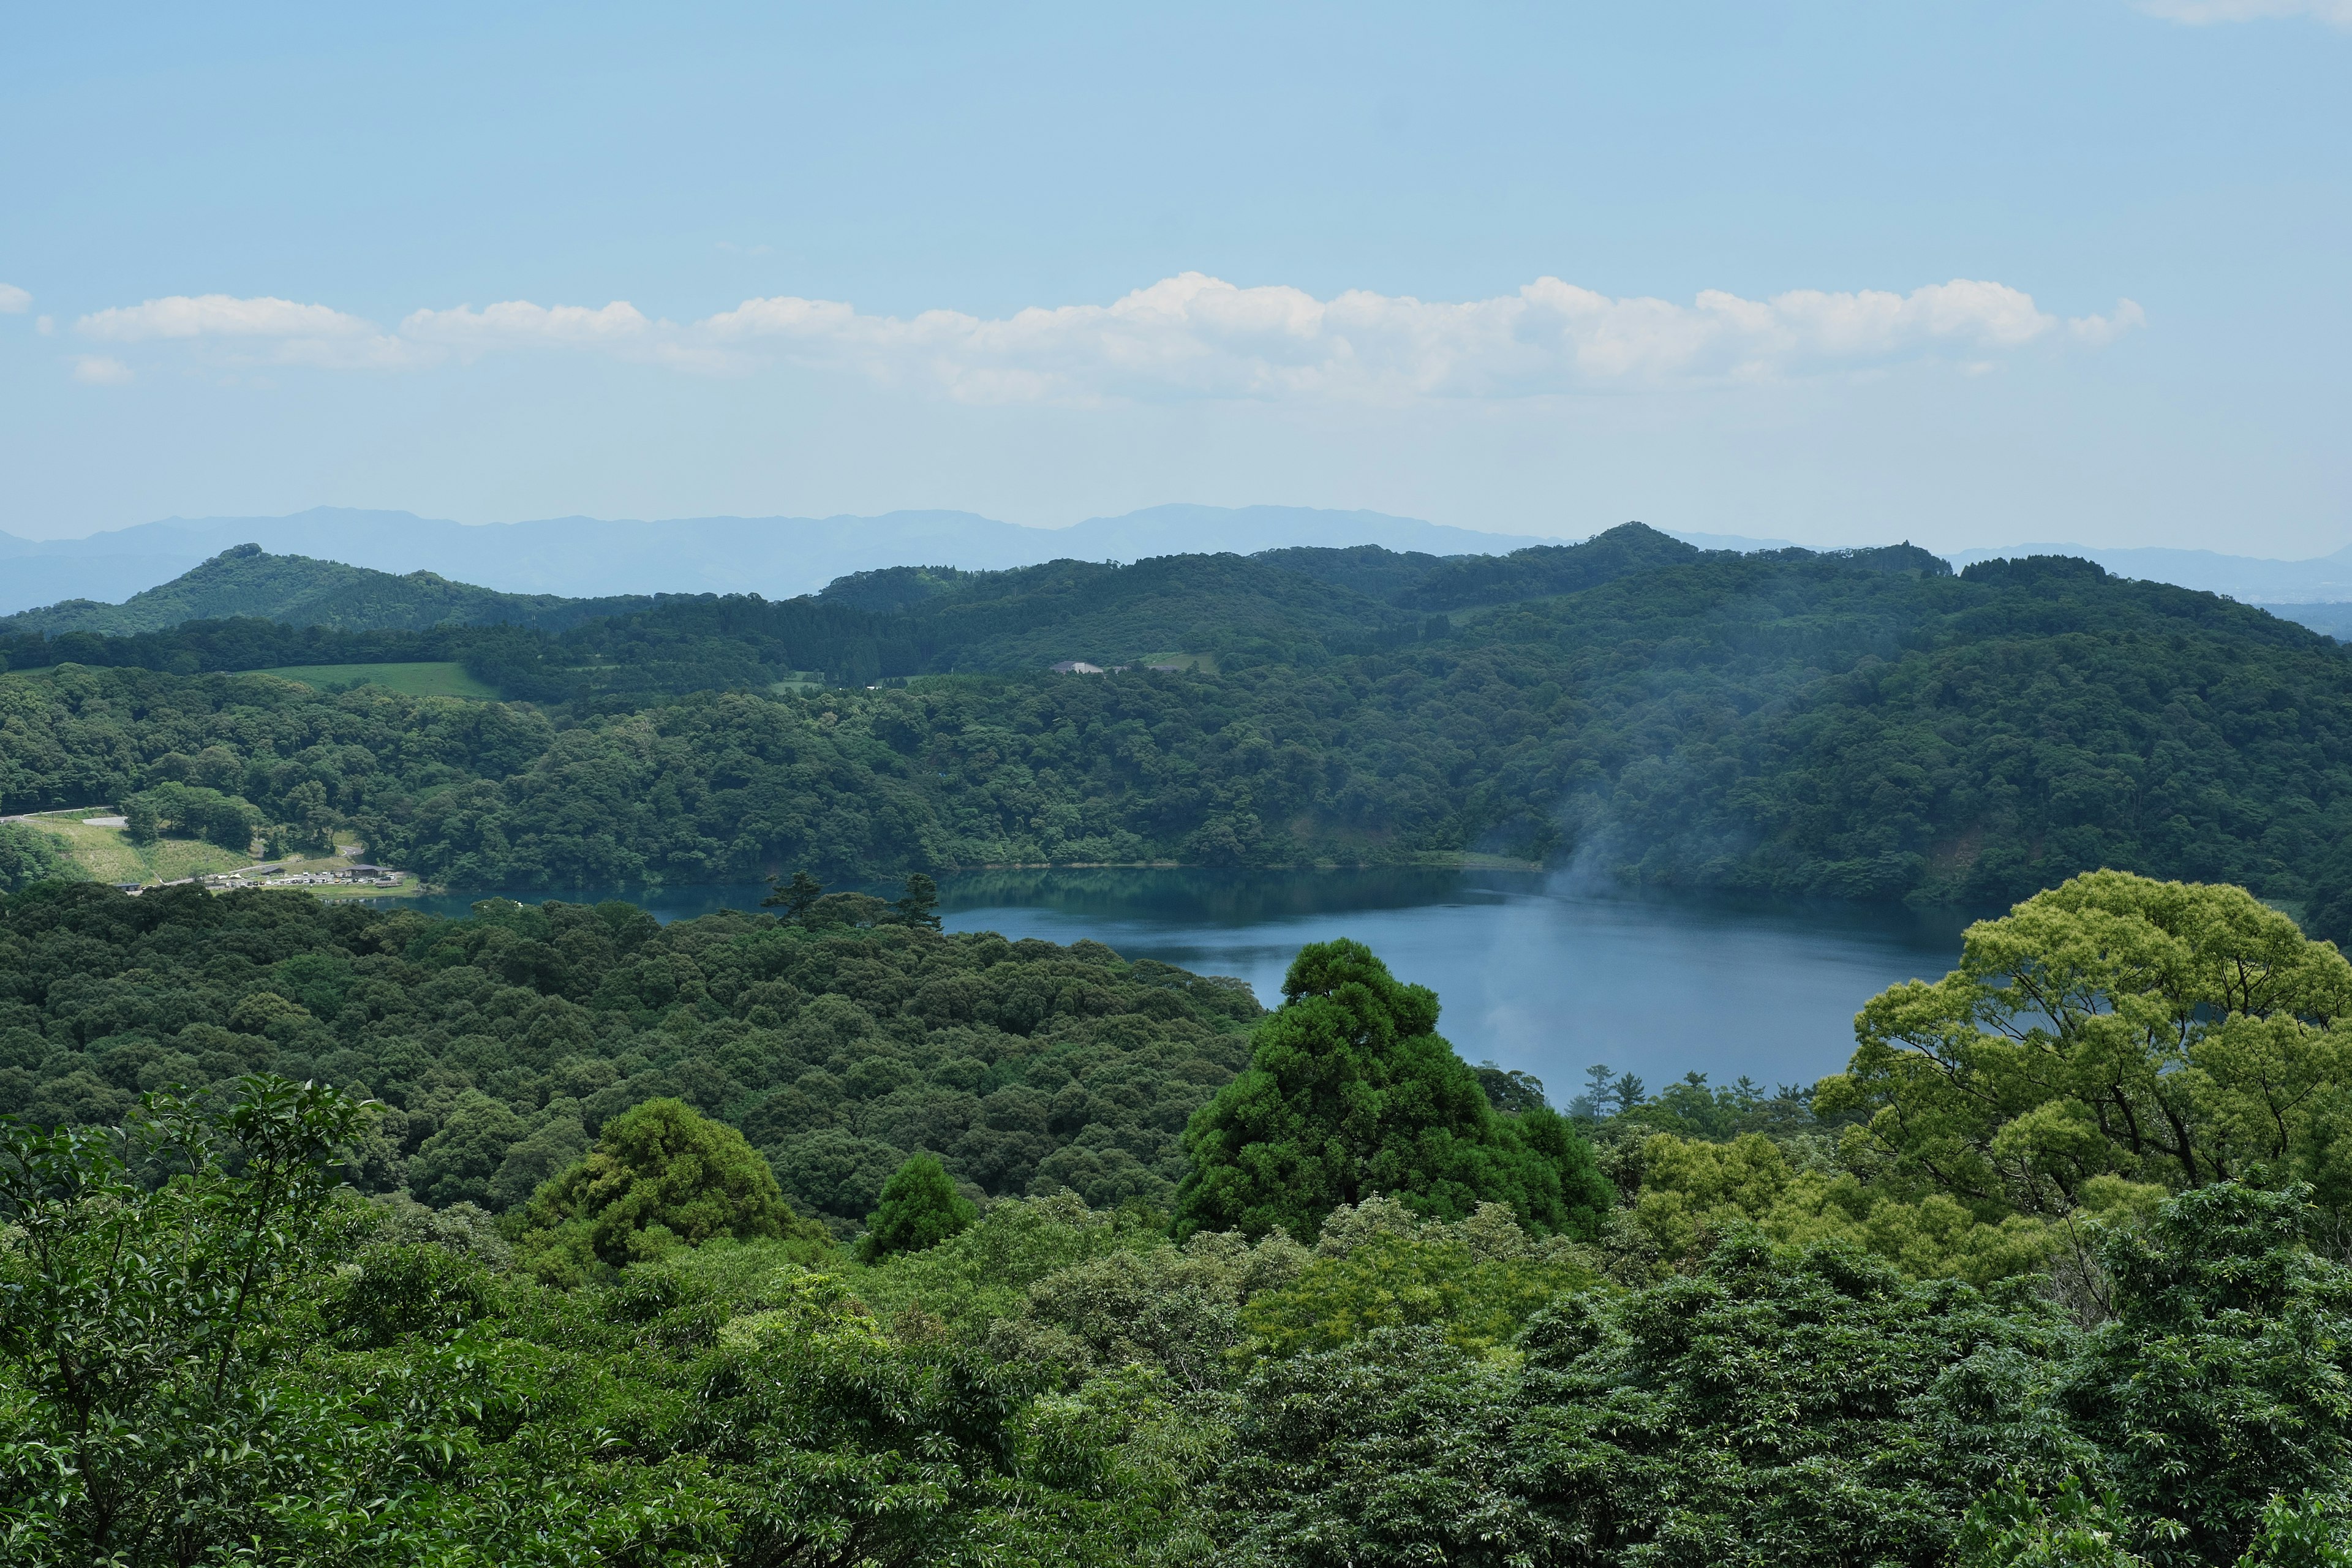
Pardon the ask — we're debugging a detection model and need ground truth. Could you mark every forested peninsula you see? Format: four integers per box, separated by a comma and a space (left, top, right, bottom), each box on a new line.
10, 526, 2352, 932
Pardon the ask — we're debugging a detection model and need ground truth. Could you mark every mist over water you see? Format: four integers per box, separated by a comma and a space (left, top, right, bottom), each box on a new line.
409, 868, 1977, 1096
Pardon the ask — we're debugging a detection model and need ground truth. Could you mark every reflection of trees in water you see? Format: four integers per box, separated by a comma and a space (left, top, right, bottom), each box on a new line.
393, 868, 1988, 953
929, 865, 1527, 922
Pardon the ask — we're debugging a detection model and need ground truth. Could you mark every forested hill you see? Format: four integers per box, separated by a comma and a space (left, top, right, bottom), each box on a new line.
0, 526, 1695, 682
0, 882, 1265, 1232
0, 543, 668, 635
9, 531, 2352, 928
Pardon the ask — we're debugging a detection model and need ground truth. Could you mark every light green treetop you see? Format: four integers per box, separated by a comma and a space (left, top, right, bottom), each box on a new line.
1820, 870, 2352, 1220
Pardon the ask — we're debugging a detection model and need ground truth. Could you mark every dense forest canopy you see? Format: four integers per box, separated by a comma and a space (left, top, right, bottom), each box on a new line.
10, 527, 2352, 928
0, 881, 1266, 1233
10, 873, 2352, 1562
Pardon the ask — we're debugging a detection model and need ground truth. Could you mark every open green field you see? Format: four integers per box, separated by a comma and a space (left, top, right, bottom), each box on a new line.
18, 815, 427, 894
254, 662, 499, 699
22, 814, 248, 884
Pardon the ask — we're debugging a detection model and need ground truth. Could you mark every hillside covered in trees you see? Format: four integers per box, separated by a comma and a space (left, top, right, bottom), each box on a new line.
10, 871, 2352, 1563
9, 527, 2352, 926
0, 881, 1271, 1234
0, 543, 672, 636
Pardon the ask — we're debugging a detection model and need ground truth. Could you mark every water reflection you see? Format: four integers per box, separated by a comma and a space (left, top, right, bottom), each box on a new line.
399, 869, 1981, 1096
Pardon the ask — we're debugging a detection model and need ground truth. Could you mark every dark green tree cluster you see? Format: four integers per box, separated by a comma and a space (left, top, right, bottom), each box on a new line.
16, 532, 2352, 927
1215, 1183, 2352, 1568
1175, 938, 1613, 1243
0, 882, 1261, 1232
123, 780, 261, 850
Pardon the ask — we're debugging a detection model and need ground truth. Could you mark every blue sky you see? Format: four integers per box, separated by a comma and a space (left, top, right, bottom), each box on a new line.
2, 1, 2346, 553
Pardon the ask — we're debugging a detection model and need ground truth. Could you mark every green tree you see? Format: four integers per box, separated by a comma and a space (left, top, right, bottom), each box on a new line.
0, 824, 81, 895
405, 1088, 526, 1208
1172, 940, 1611, 1243
762, 868, 824, 920
1217, 1232, 2089, 1568
516, 1098, 827, 1283
1822, 871, 2352, 1220
859, 1151, 978, 1263
891, 871, 943, 930
2060, 1183, 2352, 1566
0, 1075, 368, 1563
1238, 1196, 1594, 1360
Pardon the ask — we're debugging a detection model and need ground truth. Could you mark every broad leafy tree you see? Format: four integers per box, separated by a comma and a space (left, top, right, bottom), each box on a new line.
0, 1074, 367, 1562
2059, 1183, 2352, 1565
1823, 871, 2352, 1218
516, 1097, 826, 1281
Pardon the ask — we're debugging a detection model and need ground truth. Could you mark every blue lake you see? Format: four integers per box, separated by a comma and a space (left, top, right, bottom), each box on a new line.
409, 869, 1980, 1100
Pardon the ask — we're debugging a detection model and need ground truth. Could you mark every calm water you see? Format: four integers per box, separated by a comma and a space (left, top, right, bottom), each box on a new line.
404, 869, 1979, 1098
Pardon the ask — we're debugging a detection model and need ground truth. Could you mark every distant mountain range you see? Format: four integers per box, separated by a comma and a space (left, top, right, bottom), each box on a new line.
9, 503, 2351, 625
0, 545, 668, 636
0, 504, 1595, 616
1947, 542, 2352, 605
0, 526, 1721, 641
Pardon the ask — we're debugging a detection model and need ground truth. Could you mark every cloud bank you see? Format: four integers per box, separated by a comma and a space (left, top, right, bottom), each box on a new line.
69, 274, 2144, 399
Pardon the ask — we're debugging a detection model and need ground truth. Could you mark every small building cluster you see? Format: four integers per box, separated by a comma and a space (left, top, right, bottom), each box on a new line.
1049, 659, 1189, 674
198, 862, 404, 891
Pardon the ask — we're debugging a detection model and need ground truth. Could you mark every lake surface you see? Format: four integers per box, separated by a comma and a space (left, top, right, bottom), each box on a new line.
407, 869, 1980, 1099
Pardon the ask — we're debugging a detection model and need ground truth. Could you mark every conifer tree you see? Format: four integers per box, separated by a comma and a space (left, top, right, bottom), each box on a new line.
1173, 940, 1612, 1243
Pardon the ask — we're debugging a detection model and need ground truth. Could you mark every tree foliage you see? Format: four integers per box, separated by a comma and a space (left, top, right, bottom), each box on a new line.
1174, 938, 1611, 1242
0, 826, 80, 896
0, 1074, 368, 1561
859, 1151, 978, 1264
517, 1096, 826, 1281
12, 533, 2352, 919
1823, 870, 2352, 1219
0, 882, 1261, 1234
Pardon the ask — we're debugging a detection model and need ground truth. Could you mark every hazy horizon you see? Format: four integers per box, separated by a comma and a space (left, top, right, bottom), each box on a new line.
9, 501, 2351, 573
5, 4, 2346, 557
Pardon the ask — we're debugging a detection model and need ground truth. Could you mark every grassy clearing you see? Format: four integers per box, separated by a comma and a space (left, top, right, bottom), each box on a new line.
254, 662, 499, 699
1134, 651, 1218, 673
26, 815, 248, 884
18, 816, 426, 895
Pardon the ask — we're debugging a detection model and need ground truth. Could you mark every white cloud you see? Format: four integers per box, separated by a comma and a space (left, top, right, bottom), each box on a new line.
0, 282, 28, 314
701, 272, 2144, 403
60, 274, 2142, 399
2068, 299, 2149, 346
71, 356, 134, 385
401, 299, 654, 347
2139, 0, 2352, 24
399, 299, 740, 372
36, 315, 54, 336
77, 293, 375, 341
73, 292, 434, 369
